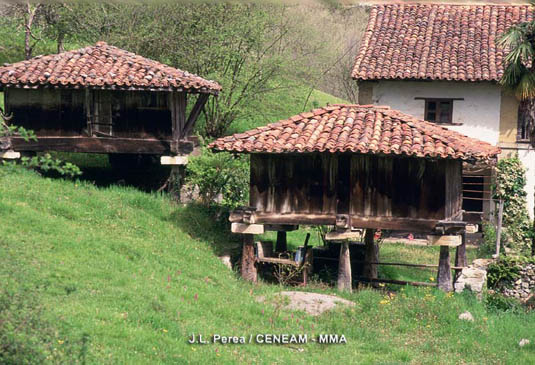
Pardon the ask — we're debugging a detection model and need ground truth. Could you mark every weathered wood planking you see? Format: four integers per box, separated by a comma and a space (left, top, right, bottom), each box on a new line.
445, 159, 463, 220
249, 153, 463, 231
7, 88, 86, 136
11, 136, 193, 155
5, 87, 208, 156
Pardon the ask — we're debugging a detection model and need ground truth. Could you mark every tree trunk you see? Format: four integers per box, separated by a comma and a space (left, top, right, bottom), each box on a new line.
24, 3, 40, 60
57, 32, 65, 53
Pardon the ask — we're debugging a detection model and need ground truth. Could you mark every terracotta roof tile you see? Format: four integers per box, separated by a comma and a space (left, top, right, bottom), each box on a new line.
352, 4, 535, 82
209, 104, 500, 162
0, 41, 221, 94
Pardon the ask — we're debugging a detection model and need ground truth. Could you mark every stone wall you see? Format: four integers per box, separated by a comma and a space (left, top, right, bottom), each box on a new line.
501, 263, 535, 300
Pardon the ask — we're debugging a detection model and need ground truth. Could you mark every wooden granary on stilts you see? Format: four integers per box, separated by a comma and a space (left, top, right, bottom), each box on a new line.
0, 41, 221, 180
210, 104, 500, 292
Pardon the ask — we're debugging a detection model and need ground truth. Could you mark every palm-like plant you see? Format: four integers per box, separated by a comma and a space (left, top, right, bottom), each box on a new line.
498, 20, 535, 256
498, 20, 535, 147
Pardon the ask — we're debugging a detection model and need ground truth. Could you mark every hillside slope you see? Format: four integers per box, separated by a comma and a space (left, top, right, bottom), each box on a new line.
1, 167, 535, 364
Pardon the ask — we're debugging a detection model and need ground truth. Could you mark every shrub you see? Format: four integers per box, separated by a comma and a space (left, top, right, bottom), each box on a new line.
487, 257, 522, 289
494, 156, 532, 253
1, 114, 81, 179
486, 256, 535, 289
485, 292, 524, 313
479, 221, 498, 257
185, 148, 249, 209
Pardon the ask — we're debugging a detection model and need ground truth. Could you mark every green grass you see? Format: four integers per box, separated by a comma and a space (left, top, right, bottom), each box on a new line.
228, 79, 347, 134
1, 166, 535, 364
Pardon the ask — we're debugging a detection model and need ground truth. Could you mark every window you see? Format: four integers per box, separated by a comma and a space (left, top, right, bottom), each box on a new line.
425, 99, 453, 124
517, 103, 530, 142
415, 97, 463, 124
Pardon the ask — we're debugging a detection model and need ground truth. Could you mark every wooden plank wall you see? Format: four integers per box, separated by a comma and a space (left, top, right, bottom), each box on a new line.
94, 90, 172, 139
7, 88, 85, 136
444, 159, 463, 220
250, 154, 338, 216
250, 153, 461, 222
6, 88, 173, 139
349, 155, 446, 220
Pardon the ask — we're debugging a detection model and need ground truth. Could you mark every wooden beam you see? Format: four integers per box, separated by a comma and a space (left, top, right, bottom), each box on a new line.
363, 229, 379, 281
0, 151, 20, 159
357, 277, 437, 287
264, 224, 299, 232
302, 243, 313, 286
254, 213, 441, 232
316, 258, 466, 270
337, 241, 352, 292
160, 156, 188, 165
427, 235, 462, 247
11, 136, 193, 155
182, 94, 209, 138
241, 234, 257, 282
231, 223, 264, 234
325, 230, 363, 241
256, 256, 299, 266
437, 246, 453, 292
454, 231, 467, 282
170, 92, 187, 154
84, 88, 92, 136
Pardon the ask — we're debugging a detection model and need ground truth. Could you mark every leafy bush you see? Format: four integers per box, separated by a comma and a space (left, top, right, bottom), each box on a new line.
20, 153, 82, 178
485, 292, 524, 313
479, 221, 498, 257
494, 156, 532, 252
1, 113, 81, 179
185, 148, 249, 209
486, 256, 535, 289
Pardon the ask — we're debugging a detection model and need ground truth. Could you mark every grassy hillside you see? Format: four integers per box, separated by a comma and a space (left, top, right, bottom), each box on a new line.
1, 166, 535, 364
227, 80, 347, 135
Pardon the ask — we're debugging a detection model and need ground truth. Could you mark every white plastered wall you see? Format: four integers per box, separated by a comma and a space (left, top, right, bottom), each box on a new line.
371, 80, 502, 145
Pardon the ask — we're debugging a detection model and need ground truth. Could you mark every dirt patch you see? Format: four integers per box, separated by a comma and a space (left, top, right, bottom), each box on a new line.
257, 291, 355, 316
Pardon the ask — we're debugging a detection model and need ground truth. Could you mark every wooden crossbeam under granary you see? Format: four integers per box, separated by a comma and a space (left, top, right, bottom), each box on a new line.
210, 104, 501, 292
0, 41, 220, 158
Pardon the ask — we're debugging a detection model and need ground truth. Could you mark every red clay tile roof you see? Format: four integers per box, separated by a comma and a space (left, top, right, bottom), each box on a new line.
352, 4, 535, 82
210, 104, 500, 162
0, 41, 221, 94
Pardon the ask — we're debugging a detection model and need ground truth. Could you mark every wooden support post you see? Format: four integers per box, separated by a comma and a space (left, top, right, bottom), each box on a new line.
337, 241, 352, 292
303, 248, 313, 286
454, 231, 467, 282
437, 245, 453, 292
241, 234, 257, 283
167, 92, 188, 200
182, 94, 209, 138
276, 231, 287, 252
363, 229, 379, 280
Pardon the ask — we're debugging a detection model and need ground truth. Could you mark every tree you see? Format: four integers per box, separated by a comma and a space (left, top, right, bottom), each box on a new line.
498, 21, 535, 147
